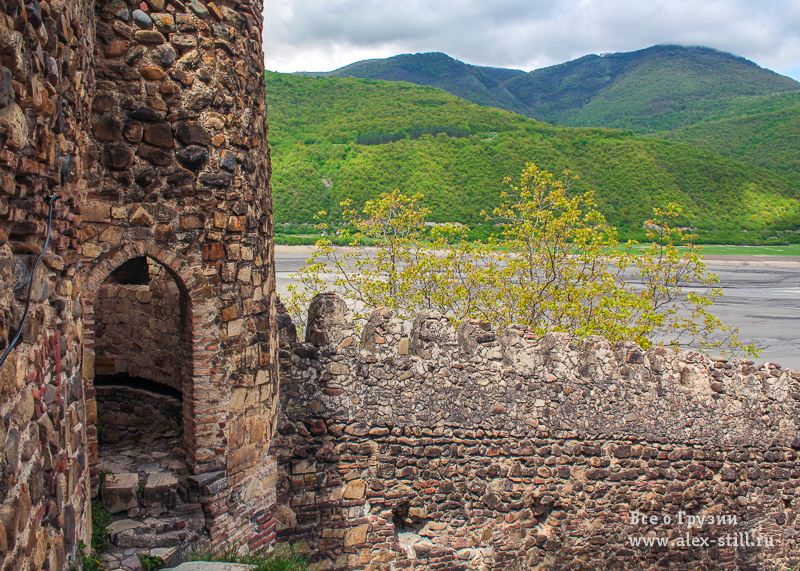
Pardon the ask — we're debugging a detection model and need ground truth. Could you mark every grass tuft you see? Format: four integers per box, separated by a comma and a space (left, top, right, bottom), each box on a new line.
186, 545, 309, 571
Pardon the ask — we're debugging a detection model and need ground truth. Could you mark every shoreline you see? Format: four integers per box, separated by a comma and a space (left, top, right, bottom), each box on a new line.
274, 245, 800, 267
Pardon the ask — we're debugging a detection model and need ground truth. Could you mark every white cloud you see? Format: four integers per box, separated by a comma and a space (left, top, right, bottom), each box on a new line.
262, 0, 800, 80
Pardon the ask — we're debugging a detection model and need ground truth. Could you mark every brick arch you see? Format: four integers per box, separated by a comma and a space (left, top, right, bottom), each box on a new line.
82, 242, 217, 473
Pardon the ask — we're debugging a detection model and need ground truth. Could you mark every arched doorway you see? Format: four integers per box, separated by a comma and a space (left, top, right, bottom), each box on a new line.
86, 254, 206, 562
93, 255, 187, 462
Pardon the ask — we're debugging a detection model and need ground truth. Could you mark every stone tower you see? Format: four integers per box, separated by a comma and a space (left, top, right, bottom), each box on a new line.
0, 0, 278, 567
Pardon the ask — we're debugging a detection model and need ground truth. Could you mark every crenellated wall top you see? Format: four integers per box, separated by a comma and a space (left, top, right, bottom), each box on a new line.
278, 294, 800, 450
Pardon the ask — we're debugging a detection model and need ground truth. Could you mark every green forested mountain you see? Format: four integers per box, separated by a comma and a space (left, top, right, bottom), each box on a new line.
305, 46, 800, 133
650, 92, 800, 179
305, 52, 532, 116
507, 45, 800, 131
266, 72, 800, 243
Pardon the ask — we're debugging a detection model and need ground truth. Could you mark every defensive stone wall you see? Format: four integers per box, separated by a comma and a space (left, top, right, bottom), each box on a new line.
274, 294, 800, 571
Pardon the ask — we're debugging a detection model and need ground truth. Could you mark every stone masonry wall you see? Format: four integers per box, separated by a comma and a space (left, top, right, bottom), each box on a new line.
274, 294, 800, 571
80, 0, 278, 554
0, 0, 278, 568
94, 258, 183, 392
95, 385, 181, 442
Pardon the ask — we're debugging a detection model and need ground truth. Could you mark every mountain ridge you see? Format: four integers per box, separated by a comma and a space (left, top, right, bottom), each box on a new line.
303, 45, 800, 132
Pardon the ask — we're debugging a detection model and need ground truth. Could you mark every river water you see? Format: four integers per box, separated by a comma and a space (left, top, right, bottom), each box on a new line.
275, 247, 800, 371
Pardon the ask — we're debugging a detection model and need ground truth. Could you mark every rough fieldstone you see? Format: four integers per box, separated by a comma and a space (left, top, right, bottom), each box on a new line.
9, 387, 34, 428
121, 555, 142, 570
63, 506, 75, 550
20, 423, 39, 461
130, 207, 155, 226
227, 444, 258, 474
169, 69, 194, 87
177, 49, 202, 69
92, 118, 121, 142
132, 10, 153, 29
102, 144, 134, 170
134, 30, 165, 44
199, 173, 231, 188
186, 92, 213, 111
0, 103, 29, 150
207, 3, 226, 21
143, 124, 174, 148
344, 524, 368, 547
153, 44, 177, 67
306, 293, 355, 346
103, 0, 131, 21
123, 121, 144, 143
129, 107, 164, 122
101, 473, 139, 513
213, 40, 234, 56
166, 169, 194, 187
4, 428, 20, 474
170, 34, 198, 49
105, 40, 131, 58
137, 143, 173, 166
211, 23, 231, 41
126, 45, 147, 66
175, 121, 210, 146
93, 93, 115, 113
176, 146, 207, 171
187, 0, 209, 18
143, 472, 177, 508
152, 13, 176, 33
26, 0, 43, 29
343, 479, 366, 499
0, 521, 7, 553
220, 150, 236, 171
170, 564, 254, 571
0, 500, 16, 545
106, 519, 143, 534
146, 96, 169, 112
139, 66, 167, 80
197, 68, 213, 83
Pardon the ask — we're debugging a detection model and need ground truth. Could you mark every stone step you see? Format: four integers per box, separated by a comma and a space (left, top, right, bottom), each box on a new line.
102, 536, 212, 571
111, 513, 205, 546
165, 563, 254, 571
102, 471, 182, 513
102, 472, 140, 513
115, 528, 203, 549
144, 472, 178, 508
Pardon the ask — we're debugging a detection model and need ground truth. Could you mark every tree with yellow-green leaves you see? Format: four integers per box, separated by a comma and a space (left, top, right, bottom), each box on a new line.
287, 163, 757, 357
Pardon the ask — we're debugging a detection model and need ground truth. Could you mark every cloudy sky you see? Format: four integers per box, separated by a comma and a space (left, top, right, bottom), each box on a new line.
262, 0, 800, 80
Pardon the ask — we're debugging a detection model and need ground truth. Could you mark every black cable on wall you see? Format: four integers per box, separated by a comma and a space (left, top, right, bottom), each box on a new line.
0, 194, 59, 369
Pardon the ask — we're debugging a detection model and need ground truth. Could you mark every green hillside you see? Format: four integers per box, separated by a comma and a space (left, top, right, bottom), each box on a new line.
305, 52, 531, 116
650, 92, 800, 179
266, 72, 800, 243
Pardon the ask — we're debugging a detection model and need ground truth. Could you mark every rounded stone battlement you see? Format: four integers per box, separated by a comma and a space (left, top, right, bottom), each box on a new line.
283, 299, 799, 446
